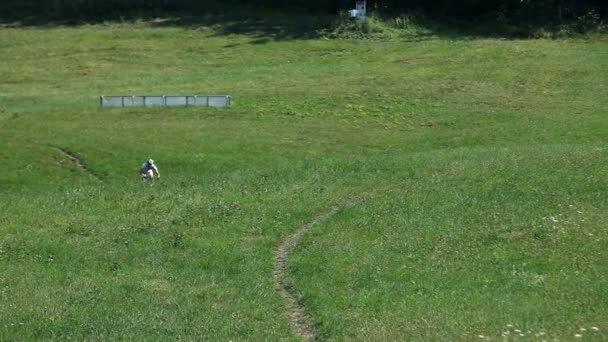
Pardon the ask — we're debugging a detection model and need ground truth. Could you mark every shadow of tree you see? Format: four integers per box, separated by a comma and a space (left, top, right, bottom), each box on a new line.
152, 13, 332, 42
1, 5, 581, 42
0, 8, 333, 44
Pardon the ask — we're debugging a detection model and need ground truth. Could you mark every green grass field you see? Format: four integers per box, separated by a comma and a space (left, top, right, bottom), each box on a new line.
1, 14, 607, 340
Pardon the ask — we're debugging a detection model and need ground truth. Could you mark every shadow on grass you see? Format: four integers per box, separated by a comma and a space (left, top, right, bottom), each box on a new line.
0, 7, 333, 43
2, 6, 597, 42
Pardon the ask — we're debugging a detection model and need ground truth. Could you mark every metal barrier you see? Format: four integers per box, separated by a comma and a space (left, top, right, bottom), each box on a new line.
100, 95, 231, 107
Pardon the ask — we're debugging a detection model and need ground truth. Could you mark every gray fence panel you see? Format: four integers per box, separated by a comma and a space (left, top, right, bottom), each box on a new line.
101, 96, 123, 107
194, 96, 209, 106
132, 96, 145, 106
144, 96, 164, 106
208, 96, 230, 107
166, 96, 187, 106
101, 95, 230, 107
122, 96, 146, 106
123, 96, 136, 106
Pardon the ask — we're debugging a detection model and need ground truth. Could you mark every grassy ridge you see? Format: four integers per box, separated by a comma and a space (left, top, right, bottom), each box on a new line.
0, 19, 607, 340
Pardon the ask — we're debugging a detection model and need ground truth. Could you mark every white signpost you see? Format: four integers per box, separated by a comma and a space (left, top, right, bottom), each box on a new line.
350, 1, 367, 22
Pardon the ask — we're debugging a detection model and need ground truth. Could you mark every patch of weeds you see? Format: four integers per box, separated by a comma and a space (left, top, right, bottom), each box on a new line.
572, 10, 604, 34
113, 226, 134, 246
135, 223, 154, 234
207, 201, 243, 223
64, 222, 92, 237
420, 118, 454, 128
322, 12, 387, 40
0, 107, 18, 120
0, 237, 31, 260
109, 261, 121, 275
170, 230, 186, 249
34, 253, 55, 264
322, 12, 433, 40
525, 10, 606, 38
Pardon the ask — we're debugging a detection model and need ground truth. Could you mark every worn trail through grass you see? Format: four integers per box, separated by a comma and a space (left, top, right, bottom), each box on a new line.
273, 195, 369, 341
54, 147, 102, 182
0, 20, 606, 341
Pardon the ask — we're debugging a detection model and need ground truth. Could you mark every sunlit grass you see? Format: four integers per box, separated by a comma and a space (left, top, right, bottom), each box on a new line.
0, 18, 606, 340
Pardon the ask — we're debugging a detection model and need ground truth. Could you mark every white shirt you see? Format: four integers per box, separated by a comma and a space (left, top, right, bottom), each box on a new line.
141, 162, 159, 173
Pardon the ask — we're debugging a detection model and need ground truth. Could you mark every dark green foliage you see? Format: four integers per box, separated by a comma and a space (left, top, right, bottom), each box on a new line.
1, 0, 605, 27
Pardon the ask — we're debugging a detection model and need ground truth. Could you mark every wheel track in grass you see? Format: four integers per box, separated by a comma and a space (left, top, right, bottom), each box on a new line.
273, 194, 368, 341
54, 147, 102, 182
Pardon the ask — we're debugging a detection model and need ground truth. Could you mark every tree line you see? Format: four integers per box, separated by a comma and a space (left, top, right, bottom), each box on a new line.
2, 0, 606, 26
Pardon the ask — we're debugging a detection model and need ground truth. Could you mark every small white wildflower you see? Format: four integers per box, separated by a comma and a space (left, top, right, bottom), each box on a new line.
550, 216, 558, 223
519, 333, 525, 337
591, 327, 599, 331
478, 335, 485, 338
539, 331, 546, 335
575, 334, 583, 338
580, 328, 587, 331
514, 329, 522, 333
507, 324, 513, 328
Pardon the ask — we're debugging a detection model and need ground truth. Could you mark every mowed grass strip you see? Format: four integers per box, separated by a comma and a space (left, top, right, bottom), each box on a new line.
0, 17, 607, 340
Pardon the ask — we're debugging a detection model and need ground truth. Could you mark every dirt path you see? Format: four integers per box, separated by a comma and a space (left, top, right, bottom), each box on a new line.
55, 147, 102, 181
273, 196, 367, 341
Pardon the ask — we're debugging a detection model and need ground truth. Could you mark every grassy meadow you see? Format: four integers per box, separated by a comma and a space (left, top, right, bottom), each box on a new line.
0, 13, 607, 340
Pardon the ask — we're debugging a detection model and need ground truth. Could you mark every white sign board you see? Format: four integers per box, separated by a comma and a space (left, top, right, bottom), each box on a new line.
355, 1, 367, 22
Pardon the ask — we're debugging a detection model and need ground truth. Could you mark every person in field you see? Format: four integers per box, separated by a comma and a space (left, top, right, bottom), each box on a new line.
140, 159, 160, 180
